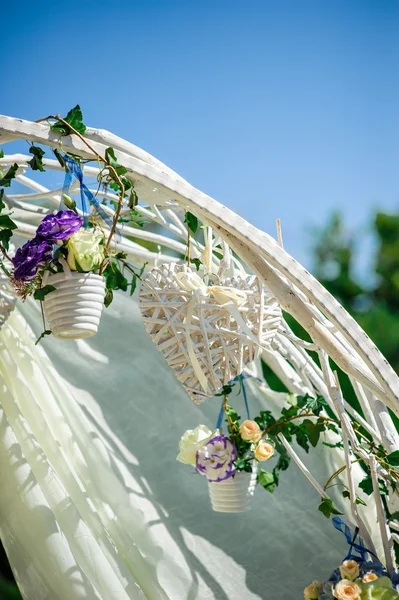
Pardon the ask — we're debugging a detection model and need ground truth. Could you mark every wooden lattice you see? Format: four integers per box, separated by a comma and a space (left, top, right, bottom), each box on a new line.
139, 263, 282, 403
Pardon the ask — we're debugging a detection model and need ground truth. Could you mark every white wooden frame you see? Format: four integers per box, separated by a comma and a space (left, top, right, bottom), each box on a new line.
0, 114, 398, 571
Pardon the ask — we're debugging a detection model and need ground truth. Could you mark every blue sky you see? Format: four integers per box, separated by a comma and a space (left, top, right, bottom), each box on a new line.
1, 0, 398, 270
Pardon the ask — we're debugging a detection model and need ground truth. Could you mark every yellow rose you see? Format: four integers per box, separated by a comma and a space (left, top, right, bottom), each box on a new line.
254, 441, 275, 462
66, 229, 105, 272
239, 420, 262, 442
339, 560, 360, 582
362, 572, 378, 583
333, 579, 362, 600
177, 425, 215, 465
304, 581, 323, 599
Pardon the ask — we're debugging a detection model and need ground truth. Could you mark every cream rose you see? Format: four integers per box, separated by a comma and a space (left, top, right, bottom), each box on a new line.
176, 425, 215, 465
254, 441, 275, 462
304, 580, 323, 599
339, 560, 360, 582
66, 229, 105, 272
333, 579, 361, 600
239, 419, 262, 442
362, 572, 378, 583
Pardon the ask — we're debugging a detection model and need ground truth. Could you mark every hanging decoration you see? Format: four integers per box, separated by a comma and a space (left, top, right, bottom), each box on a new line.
0, 105, 145, 341
176, 393, 277, 513
304, 518, 399, 599
139, 262, 282, 403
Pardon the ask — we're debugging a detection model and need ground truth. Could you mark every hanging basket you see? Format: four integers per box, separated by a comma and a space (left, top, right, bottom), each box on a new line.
139, 263, 282, 403
208, 465, 258, 513
42, 266, 105, 339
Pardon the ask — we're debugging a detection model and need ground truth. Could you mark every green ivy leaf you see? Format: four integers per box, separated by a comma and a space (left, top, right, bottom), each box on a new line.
303, 419, 325, 448
105, 147, 128, 177
33, 285, 56, 301
304, 395, 328, 416
318, 497, 343, 518
130, 274, 137, 296
254, 410, 276, 430
129, 188, 138, 208
275, 448, 291, 471
28, 145, 45, 172
104, 289, 114, 308
0, 189, 5, 212
51, 105, 87, 136
257, 469, 276, 493
387, 450, 399, 467
0, 229, 12, 251
0, 163, 18, 187
184, 211, 199, 234
359, 475, 387, 496
359, 475, 373, 496
35, 330, 52, 345
215, 384, 235, 397
0, 215, 17, 230
272, 466, 280, 486
104, 262, 128, 291
190, 258, 202, 271
53, 148, 67, 168
295, 428, 310, 453
355, 496, 367, 506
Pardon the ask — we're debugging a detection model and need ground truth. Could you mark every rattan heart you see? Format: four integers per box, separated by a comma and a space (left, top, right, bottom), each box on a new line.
139, 263, 282, 404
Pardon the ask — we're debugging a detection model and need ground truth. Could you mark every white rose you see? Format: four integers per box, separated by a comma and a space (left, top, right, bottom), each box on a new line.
66, 229, 105, 272
177, 425, 215, 465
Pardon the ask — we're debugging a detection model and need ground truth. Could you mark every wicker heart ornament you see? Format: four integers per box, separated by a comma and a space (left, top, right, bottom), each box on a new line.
139, 263, 282, 404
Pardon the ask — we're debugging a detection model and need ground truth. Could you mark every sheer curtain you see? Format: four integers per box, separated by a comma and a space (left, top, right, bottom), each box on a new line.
0, 292, 380, 600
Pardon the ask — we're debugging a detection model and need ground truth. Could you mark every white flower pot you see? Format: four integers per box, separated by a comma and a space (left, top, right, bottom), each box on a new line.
208, 466, 258, 513
42, 270, 105, 339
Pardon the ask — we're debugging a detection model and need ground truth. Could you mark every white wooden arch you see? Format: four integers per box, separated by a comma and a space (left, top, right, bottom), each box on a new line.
0, 114, 398, 573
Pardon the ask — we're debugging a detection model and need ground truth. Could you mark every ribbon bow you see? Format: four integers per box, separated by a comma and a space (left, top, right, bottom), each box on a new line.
175, 271, 260, 396
62, 155, 115, 232
332, 517, 378, 562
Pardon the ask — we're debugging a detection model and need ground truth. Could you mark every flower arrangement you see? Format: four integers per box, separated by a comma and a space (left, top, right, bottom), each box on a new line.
0, 106, 147, 340
11, 210, 103, 298
304, 520, 399, 600
177, 395, 279, 510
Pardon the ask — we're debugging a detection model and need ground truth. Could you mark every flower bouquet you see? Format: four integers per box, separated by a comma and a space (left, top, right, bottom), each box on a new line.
177, 405, 276, 512
11, 210, 107, 339
0, 107, 146, 341
304, 519, 399, 599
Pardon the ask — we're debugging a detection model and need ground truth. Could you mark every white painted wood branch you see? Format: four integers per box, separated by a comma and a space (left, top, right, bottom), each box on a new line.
1, 113, 398, 560
1, 115, 398, 418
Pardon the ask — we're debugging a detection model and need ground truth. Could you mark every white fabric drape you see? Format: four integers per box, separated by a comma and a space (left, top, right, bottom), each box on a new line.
0, 293, 381, 599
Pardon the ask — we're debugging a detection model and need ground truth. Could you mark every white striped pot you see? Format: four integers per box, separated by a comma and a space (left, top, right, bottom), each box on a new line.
42, 270, 105, 339
208, 465, 258, 513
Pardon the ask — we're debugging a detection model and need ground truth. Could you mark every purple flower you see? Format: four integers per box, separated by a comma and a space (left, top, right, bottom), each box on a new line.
12, 238, 53, 281
196, 435, 237, 482
36, 210, 83, 242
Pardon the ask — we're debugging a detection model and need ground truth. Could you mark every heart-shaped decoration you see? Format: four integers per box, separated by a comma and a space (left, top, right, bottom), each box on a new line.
139, 263, 282, 404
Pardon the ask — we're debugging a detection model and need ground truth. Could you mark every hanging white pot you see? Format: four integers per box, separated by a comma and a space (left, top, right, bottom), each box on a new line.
41, 261, 105, 339
208, 465, 258, 513
139, 263, 282, 403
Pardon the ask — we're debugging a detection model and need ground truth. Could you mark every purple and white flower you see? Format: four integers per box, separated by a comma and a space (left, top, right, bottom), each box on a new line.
196, 435, 237, 482
12, 238, 53, 281
36, 210, 83, 242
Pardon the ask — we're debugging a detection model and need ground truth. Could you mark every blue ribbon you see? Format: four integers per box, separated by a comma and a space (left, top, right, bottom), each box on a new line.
332, 517, 378, 562
62, 155, 115, 231
216, 398, 225, 430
